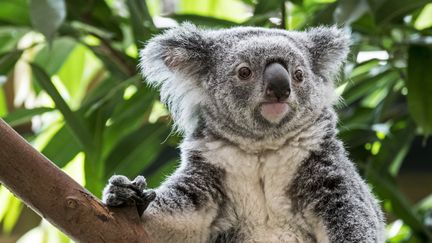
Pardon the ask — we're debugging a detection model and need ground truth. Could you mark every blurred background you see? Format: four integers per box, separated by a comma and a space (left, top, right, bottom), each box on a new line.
0, 0, 431, 242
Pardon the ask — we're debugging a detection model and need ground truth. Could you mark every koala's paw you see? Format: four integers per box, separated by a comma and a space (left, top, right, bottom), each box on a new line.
102, 175, 156, 215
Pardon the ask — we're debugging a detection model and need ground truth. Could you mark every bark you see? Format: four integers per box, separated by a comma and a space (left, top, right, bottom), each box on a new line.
0, 119, 153, 243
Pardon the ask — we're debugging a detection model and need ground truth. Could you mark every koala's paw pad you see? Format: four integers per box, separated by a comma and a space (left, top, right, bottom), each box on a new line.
102, 175, 156, 213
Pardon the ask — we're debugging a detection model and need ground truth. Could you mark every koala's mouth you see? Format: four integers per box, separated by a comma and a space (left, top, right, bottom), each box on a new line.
260, 102, 289, 123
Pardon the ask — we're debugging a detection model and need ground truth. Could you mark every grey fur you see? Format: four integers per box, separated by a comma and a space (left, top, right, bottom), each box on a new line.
103, 23, 385, 242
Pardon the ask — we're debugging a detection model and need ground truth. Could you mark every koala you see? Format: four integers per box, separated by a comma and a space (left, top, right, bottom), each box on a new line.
102, 23, 385, 243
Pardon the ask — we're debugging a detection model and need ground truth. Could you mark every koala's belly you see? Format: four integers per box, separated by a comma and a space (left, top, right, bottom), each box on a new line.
222, 169, 313, 243
206, 146, 313, 242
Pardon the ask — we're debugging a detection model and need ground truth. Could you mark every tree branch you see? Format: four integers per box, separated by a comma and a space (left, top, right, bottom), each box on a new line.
0, 119, 153, 242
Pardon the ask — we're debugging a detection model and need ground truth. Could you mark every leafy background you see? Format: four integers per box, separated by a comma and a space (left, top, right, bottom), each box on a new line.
0, 0, 432, 242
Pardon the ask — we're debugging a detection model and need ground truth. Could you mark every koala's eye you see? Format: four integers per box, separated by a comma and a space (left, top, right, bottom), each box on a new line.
238, 66, 252, 80
293, 69, 304, 82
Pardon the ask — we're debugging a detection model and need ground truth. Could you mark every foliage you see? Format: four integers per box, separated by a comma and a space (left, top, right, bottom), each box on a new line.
0, 0, 431, 242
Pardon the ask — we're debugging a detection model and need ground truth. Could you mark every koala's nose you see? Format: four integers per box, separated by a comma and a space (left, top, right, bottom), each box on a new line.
263, 62, 291, 101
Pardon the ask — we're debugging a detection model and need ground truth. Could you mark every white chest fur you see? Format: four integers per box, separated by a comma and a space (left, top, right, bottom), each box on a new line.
200, 140, 317, 242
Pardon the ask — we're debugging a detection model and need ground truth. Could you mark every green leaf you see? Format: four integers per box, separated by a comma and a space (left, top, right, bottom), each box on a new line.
243, 13, 275, 26
102, 86, 157, 154
32, 37, 76, 76
407, 45, 432, 136
30, 63, 94, 151
334, 0, 369, 25
290, 0, 303, 5
368, 169, 432, 241
126, 0, 155, 44
84, 109, 107, 196
0, 50, 23, 75
41, 125, 81, 168
2, 194, 23, 233
367, 0, 429, 25
0, 186, 10, 222
343, 69, 398, 105
65, 0, 123, 40
0, 86, 6, 117
254, 0, 284, 15
311, 2, 338, 26
84, 44, 131, 79
169, 14, 239, 28
414, 3, 432, 30
240, 0, 255, 5
0, 27, 29, 54
56, 43, 103, 106
104, 123, 170, 179
0, 0, 30, 26
370, 119, 416, 174
146, 158, 178, 188
2, 107, 54, 127
29, 0, 66, 42
81, 75, 139, 114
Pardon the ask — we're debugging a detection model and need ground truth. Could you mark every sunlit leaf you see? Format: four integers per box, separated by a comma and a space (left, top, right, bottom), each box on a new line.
30, 63, 94, 151
0, 186, 10, 222
414, 3, 432, 30
2, 195, 23, 233
0, 86, 6, 117
57, 43, 103, 107
32, 37, 76, 76
179, 0, 250, 22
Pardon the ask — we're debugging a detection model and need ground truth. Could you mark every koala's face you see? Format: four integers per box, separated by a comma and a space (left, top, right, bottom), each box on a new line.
140, 24, 349, 142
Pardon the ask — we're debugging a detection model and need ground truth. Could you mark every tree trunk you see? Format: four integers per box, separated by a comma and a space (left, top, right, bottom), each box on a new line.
0, 119, 153, 242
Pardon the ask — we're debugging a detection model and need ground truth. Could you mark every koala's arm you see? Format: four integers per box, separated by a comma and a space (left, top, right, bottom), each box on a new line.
103, 152, 226, 243
289, 139, 385, 243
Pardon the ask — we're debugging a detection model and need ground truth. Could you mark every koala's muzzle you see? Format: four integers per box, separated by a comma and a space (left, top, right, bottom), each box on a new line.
263, 62, 291, 101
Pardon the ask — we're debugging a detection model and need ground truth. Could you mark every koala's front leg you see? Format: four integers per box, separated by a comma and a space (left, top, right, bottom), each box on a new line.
290, 144, 385, 242
103, 159, 226, 243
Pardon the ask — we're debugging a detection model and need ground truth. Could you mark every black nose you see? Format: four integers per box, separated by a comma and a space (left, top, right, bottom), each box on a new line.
263, 62, 291, 101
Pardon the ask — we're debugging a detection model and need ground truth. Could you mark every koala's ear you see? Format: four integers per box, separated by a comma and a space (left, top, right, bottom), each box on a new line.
140, 23, 213, 85
305, 26, 350, 78
139, 23, 212, 135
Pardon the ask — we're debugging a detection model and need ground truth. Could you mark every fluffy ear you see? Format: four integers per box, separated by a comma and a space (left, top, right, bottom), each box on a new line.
305, 26, 350, 78
140, 22, 213, 86
139, 23, 213, 135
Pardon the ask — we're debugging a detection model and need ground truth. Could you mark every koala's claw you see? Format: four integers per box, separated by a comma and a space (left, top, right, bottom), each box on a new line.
102, 175, 155, 215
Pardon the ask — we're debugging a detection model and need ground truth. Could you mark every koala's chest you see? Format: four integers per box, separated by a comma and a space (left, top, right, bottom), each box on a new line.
204, 143, 311, 241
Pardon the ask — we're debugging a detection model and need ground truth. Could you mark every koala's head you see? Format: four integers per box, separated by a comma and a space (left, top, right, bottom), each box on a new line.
140, 23, 349, 146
